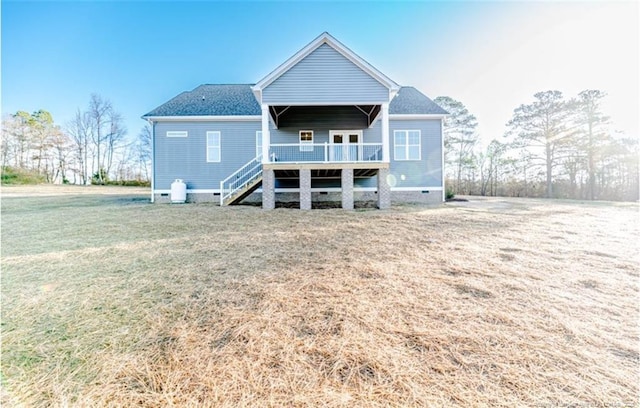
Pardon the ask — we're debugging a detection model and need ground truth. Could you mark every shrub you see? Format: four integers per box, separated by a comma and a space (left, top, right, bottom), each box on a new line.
92, 168, 109, 185
445, 187, 456, 200
0, 167, 46, 185
105, 179, 151, 187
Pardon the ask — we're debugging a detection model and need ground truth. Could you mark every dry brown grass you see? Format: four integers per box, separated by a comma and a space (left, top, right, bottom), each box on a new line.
1, 186, 639, 407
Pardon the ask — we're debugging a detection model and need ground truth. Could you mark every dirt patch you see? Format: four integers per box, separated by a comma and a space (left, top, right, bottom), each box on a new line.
453, 283, 493, 298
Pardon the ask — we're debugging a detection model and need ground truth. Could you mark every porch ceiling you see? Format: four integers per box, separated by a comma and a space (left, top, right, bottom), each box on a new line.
269, 105, 381, 128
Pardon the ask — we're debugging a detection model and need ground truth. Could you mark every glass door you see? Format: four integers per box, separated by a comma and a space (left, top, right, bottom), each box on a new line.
331, 133, 344, 161
330, 131, 362, 162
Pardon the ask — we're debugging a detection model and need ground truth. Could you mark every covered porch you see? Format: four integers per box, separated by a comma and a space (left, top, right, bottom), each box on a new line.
258, 103, 392, 210
260, 103, 391, 165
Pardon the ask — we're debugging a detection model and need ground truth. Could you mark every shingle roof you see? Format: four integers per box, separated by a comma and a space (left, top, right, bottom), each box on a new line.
143, 84, 261, 117
143, 84, 447, 117
390, 87, 448, 115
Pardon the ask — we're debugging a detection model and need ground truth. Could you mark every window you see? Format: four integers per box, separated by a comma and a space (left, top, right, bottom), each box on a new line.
256, 131, 262, 158
394, 130, 421, 160
167, 131, 188, 138
299, 130, 313, 152
206, 131, 221, 162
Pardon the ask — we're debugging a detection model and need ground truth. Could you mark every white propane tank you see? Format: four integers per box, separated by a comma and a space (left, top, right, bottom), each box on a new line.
170, 179, 187, 203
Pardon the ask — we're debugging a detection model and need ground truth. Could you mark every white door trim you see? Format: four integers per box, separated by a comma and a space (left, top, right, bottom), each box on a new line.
329, 130, 363, 161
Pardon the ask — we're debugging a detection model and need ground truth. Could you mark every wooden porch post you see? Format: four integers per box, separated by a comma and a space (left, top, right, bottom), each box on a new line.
381, 103, 390, 162
261, 104, 270, 163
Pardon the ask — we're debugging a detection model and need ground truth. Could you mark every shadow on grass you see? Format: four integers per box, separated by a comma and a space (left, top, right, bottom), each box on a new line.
2, 194, 151, 213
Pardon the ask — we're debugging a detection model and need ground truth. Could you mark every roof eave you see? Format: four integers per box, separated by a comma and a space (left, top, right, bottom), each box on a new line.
142, 115, 262, 122
251, 86, 262, 105
389, 113, 449, 119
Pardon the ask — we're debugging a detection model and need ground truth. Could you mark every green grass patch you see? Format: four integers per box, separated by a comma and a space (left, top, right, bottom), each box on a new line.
1, 167, 46, 185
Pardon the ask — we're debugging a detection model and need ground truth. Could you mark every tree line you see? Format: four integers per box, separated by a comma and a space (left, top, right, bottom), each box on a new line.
437, 90, 639, 202
1, 94, 151, 185
2, 89, 637, 201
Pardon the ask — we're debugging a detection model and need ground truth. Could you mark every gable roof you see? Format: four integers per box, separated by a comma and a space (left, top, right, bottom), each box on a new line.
143, 85, 447, 118
390, 87, 448, 115
143, 84, 261, 117
252, 32, 400, 102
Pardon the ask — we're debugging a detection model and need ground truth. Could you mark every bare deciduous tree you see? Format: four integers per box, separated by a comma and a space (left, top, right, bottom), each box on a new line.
67, 109, 92, 185
87, 94, 112, 183
137, 124, 152, 181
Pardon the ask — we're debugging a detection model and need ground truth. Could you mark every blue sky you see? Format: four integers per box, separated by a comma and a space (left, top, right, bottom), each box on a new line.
2, 1, 638, 145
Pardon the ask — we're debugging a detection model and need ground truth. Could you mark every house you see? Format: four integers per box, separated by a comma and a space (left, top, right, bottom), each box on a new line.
143, 32, 448, 209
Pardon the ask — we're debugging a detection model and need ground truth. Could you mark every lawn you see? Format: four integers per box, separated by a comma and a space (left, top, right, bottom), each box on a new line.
1, 186, 638, 407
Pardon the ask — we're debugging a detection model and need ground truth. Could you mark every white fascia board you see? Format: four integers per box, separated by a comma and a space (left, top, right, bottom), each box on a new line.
253, 32, 399, 93
144, 116, 261, 122
251, 87, 262, 104
389, 114, 448, 120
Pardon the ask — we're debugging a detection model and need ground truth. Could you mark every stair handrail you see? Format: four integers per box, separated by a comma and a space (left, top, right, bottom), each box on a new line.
220, 155, 263, 205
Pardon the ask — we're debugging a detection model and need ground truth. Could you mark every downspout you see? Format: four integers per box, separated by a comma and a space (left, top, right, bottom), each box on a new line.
440, 117, 445, 202
146, 118, 155, 203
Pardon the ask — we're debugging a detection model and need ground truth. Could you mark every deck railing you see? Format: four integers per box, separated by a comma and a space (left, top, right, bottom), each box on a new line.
268, 143, 383, 163
219, 154, 263, 205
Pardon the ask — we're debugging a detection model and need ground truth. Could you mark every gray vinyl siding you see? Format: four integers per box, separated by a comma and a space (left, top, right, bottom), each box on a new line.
262, 44, 389, 104
154, 121, 260, 190
389, 119, 443, 188
153, 119, 442, 191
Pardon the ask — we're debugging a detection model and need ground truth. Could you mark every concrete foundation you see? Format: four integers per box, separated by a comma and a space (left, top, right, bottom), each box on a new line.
153, 189, 443, 206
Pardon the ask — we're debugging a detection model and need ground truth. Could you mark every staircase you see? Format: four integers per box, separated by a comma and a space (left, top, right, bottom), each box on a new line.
220, 155, 263, 206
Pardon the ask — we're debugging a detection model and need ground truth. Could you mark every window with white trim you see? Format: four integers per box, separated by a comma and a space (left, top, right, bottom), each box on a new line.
167, 131, 188, 138
393, 130, 421, 161
256, 131, 262, 158
299, 130, 313, 152
206, 131, 221, 162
